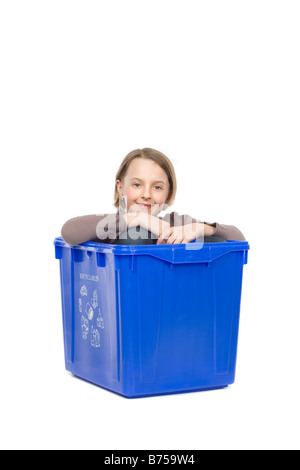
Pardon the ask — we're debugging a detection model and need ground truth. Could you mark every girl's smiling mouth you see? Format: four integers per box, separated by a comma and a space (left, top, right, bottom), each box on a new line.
137, 203, 152, 210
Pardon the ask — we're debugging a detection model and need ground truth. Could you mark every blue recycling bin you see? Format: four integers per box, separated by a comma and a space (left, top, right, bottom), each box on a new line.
54, 237, 249, 398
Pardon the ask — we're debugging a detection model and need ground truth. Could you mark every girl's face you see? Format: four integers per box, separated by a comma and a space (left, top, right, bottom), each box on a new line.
116, 158, 170, 216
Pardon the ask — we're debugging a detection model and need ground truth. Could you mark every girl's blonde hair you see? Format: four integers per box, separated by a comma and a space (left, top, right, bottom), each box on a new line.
114, 148, 177, 209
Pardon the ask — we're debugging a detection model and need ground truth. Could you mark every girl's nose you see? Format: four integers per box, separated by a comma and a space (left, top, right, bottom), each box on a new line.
142, 186, 151, 199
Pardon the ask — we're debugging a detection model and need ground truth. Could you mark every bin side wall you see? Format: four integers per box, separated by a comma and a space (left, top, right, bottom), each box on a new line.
117, 251, 244, 395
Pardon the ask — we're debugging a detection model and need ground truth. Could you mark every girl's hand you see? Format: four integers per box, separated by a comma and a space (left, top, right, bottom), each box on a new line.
122, 212, 171, 238
122, 212, 142, 229
157, 223, 207, 245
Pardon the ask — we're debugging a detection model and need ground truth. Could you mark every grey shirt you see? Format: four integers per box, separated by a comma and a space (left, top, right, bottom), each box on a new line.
61, 211, 246, 246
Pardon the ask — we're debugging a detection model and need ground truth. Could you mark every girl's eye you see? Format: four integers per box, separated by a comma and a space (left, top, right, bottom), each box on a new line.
132, 183, 162, 190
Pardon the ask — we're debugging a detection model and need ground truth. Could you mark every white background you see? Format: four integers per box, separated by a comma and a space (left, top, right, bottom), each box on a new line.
1, 0, 299, 451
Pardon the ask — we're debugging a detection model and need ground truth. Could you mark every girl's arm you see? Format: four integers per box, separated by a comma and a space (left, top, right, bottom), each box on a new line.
61, 213, 126, 246
157, 222, 245, 244
210, 222, 246, 241
158, 212, 246, 243
61, 215, 107, 246
123, 211, 245, 242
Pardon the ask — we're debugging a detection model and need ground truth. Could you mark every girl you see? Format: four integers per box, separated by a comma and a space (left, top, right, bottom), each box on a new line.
61, 148, 245, 246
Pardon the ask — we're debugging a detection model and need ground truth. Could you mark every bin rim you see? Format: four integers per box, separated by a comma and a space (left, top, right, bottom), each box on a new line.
54, 237, 249, 264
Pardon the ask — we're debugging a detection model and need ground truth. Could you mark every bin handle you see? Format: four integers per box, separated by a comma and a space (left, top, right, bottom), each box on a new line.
146, 243, 249, 265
